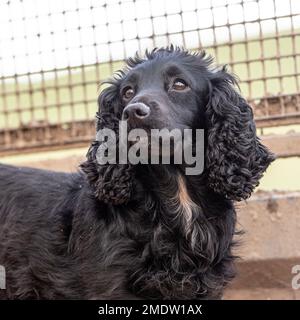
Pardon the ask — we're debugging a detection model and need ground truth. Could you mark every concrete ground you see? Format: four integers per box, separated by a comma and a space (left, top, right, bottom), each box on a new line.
224, 258, 300, 299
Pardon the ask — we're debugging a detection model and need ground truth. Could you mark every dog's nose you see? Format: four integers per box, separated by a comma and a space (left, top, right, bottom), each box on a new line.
122, 103, 150, 121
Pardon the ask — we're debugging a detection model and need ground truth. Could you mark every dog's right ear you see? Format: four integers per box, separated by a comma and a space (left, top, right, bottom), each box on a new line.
80, 83, 134, 205
96, 83, 123, 121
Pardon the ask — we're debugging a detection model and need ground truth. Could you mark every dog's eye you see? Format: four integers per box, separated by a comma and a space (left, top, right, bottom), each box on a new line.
172, 79, 188, 91
123, 87, 135, 100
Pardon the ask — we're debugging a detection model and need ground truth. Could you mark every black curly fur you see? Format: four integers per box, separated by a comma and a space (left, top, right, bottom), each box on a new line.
0, 46, 275, 300
205, 67, 275, 200
81, 112, 134, 205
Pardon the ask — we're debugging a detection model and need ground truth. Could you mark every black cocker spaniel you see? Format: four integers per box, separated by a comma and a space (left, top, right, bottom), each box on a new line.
0, 46, 274, 299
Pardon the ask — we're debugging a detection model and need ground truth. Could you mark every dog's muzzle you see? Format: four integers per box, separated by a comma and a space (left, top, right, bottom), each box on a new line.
122, 102, 150, 122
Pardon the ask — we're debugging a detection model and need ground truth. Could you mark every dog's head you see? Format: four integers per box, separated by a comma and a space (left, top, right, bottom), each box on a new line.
81, 46, 275, 204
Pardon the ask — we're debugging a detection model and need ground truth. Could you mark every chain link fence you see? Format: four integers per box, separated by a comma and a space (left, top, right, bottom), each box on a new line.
0, 0, 300, 154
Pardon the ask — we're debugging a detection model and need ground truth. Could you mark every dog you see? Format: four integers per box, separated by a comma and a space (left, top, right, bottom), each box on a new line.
0, 46, 274, 299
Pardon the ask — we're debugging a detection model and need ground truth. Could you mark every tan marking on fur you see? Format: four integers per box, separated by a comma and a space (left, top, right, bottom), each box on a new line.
177, 175, 198, 234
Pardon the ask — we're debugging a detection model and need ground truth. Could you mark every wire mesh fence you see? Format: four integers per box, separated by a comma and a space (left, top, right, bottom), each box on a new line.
0, 0, 300, 153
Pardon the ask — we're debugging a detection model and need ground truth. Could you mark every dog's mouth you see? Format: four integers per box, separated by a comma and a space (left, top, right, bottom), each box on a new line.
124, 132, 187, 160
127, 135, 149, 146
125, 119, 169, 132
118, 115, 197, 163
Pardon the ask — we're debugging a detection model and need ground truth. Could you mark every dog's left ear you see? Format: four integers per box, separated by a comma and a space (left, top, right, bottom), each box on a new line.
205, 67, 275, 201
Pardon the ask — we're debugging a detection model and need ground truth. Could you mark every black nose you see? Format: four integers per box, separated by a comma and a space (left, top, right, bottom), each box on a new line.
122, 103, 150, 121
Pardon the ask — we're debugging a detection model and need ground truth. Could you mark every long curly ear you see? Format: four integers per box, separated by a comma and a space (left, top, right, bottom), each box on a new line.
81, 84, 134, 205
205, 67, 275, 201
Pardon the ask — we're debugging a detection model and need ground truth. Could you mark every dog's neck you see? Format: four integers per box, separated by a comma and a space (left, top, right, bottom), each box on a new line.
135, 164, 204, 201
126, 164, 234, 299
134, 164, 206, 238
